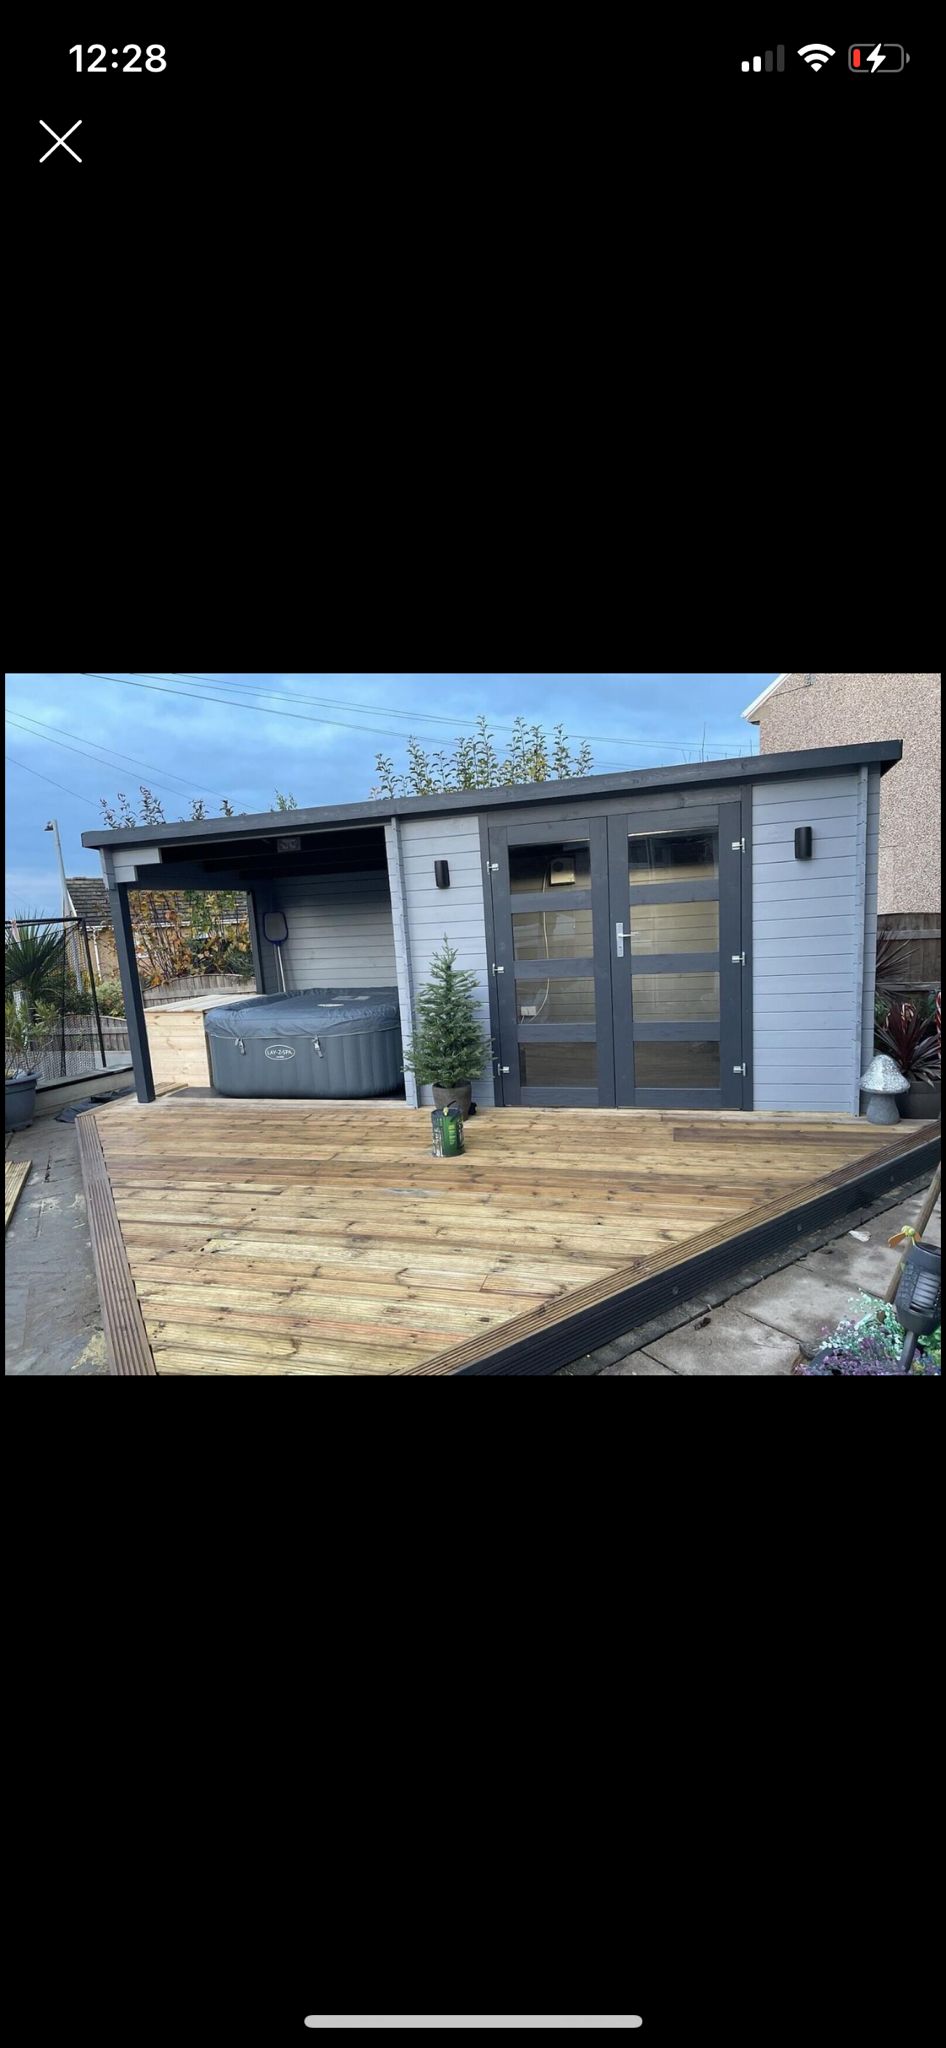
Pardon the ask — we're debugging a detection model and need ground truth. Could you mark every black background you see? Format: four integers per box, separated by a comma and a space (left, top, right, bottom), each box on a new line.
4, 9, 942, 650
8, 15, 939, 285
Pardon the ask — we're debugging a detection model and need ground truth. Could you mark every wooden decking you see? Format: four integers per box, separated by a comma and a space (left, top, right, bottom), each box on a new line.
78, 1093, 939, 1375
5, 1160, 31, 1230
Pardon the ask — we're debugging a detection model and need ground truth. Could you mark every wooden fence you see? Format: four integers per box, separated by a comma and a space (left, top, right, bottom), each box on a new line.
142, 974, 256, 1006
61, 1013, 130, 1050
33, 1015, 130, 1083
877, 912, 941, 994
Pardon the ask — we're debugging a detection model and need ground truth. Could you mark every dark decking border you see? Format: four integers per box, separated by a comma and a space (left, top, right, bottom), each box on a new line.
410, 1121, 941, 1376
76, 1110, 156, 1376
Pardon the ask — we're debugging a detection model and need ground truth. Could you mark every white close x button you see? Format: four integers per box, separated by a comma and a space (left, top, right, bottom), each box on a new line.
39, 120, 82, 164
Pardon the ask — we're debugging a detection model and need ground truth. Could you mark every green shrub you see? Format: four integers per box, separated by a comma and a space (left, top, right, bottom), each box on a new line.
402, 937, 492, 1087
63, 979, 126, 1017
222, 942, 253, 975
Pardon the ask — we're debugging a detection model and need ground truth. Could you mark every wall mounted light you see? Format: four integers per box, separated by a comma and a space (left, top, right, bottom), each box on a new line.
434, 859, 450, 888
794, 826, 813, 859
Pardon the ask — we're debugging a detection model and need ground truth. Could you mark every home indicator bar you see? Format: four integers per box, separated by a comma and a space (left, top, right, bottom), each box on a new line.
304, 2025, 645, 2033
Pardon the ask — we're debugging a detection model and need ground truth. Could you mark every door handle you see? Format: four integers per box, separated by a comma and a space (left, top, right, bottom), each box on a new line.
615, 924, 632, 957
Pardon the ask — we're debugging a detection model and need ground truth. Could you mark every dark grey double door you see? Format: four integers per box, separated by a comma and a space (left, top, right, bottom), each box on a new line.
487, 803, 745, 1108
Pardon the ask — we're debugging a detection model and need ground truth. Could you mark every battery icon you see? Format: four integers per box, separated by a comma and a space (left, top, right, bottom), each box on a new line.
849, 44, 909, 71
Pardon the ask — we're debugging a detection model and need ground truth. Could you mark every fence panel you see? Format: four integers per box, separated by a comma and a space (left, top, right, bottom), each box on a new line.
877, 912, 941, 994
6, 914, 131, 1084
142, 973, 257, 1006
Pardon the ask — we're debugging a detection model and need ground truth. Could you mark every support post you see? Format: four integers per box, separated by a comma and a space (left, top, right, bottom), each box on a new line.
246, 888, 266, 994
107, 883, 155, 1103
79, 916, 108, 1069
384, 817, 417, 1108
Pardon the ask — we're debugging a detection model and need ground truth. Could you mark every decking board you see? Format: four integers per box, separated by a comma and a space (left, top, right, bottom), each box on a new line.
81, 1094, 939, 1376
5, 1160, 31, 1229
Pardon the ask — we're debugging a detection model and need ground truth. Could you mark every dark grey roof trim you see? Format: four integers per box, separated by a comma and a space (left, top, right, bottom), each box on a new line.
80, 740, 903, 851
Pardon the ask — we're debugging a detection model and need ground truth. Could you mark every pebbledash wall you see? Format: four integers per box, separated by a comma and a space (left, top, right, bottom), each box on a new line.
745, 673, 941, 915
751, 766, 880, 1112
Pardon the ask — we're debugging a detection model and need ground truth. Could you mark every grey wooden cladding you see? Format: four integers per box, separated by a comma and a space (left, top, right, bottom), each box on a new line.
399, 813, 495, 1106
270, 871, 397, 989
751, 771, 867, 1112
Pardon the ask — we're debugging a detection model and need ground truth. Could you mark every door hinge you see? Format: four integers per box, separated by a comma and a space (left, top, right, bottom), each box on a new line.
492, 961, 504, 974
496, 1062, 510, 1074
733, 1062, 747, 1075
731, 952, 746, 965
486, 861, 499, 873
731, 837, 746, 852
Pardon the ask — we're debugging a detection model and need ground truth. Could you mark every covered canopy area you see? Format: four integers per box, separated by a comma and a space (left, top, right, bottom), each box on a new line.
81, 811, 397, 1101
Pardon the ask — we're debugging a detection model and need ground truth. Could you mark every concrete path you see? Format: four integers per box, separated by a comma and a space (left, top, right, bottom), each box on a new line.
5, 1115, 107, 1375
596, 1187, 940, 1375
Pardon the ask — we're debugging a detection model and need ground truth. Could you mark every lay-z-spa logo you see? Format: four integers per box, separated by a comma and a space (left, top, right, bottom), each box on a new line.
264, 1044, 296, 1059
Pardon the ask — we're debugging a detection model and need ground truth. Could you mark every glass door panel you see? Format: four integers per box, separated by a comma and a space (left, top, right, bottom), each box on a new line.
628, 900, 719, 953
509, 838, 591, 893
512, 907, 595, 958
487, 817, 613, 1104
609, 805, 743, 1108
633, 1041, 722, 1088
628, 829, 718, 884
631, 972, 720, 1022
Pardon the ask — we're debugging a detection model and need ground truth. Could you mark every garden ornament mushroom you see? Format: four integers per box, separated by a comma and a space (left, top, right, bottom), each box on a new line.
859, 1053, 910, 1123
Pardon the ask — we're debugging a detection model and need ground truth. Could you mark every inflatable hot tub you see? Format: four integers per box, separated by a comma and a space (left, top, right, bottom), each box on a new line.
204, 988, 403, 1099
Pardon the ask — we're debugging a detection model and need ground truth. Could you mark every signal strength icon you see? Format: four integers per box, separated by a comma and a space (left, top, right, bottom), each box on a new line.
798, 44, 836, 70
741, 47, 784, 72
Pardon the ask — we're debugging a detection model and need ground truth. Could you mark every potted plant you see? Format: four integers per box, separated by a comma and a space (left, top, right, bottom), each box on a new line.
4, 1003, 56, 1131
402, 936, 492, 1117
874, 998, 941, 1121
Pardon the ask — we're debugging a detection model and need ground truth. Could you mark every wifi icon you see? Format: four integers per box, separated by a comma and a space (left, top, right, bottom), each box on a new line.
798, 43, 836, 70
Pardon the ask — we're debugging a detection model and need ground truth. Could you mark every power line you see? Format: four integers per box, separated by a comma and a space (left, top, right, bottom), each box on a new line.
168, 673, 750, 754
85, 671, 751, 760
5, 754, 100, 806
4, 706, 232, 801
80, 673, 429, 744
5, 715, 224, 806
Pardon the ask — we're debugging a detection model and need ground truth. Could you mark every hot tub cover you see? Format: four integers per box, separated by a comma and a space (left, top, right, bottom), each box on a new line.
204, 987, 400, 1040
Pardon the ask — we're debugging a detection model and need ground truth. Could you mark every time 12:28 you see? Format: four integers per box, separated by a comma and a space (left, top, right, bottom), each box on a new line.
69, 45, 167, 71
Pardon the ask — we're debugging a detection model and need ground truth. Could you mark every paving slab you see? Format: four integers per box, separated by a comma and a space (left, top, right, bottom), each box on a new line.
4, 1118, 106, 1375
598, 1354, 678, 1376
806, 1233, 905, 1296
724, 1263, 863, 1357
640, 1306, 800, 1376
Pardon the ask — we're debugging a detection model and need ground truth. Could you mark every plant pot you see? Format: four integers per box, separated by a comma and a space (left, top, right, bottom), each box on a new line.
432, 1081, 472, 1118
5, 1074, 37, 1131
900, 1086, 941, 1121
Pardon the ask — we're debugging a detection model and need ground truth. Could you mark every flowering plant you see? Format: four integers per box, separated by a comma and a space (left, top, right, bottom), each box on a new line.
795, 1292, 941, 1376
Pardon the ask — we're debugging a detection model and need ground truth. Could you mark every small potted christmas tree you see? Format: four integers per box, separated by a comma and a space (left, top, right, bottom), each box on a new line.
403, 936, 492, 1118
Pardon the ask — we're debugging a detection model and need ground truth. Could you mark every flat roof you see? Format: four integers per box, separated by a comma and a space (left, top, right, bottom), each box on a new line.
81, 739, 903, 852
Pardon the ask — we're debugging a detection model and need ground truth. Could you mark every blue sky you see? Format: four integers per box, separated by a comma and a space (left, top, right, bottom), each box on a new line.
4, 673, 772, 916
